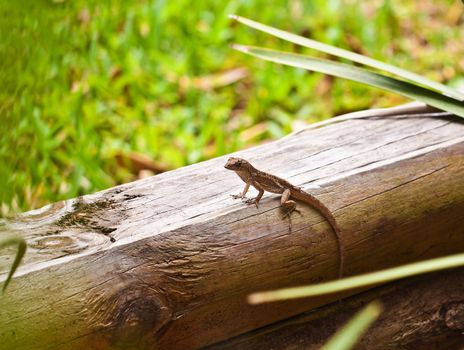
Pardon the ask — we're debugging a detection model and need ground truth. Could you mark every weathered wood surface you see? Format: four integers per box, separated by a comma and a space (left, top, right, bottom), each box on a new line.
1, 110, 464, 349
209, 268, 464, 350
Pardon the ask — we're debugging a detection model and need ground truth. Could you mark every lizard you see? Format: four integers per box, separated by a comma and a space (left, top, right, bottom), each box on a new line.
224, 157, 344, 278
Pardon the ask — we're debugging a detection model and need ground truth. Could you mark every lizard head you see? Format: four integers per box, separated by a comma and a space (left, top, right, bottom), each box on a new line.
224, 157, 249, 171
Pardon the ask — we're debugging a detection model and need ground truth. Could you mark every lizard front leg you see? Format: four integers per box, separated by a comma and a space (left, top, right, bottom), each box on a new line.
231, 182, 250, 199
244, 184, 264, 208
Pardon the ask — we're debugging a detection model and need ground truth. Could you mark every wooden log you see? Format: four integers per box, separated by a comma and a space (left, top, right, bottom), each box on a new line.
1, 110, 464, 349
208, 268, 464, 349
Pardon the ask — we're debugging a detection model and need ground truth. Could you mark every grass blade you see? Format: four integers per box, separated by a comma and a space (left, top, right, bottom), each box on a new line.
248, 253, 464, 303
232, 45, 464, 118
321, 301, 383, 350
230, 15, 464, 101
0, 234, 27, 293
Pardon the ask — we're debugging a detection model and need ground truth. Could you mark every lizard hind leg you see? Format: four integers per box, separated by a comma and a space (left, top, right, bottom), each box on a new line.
280, 189, 301, 220
280, 189, 299, 213
280, 189, 301, 233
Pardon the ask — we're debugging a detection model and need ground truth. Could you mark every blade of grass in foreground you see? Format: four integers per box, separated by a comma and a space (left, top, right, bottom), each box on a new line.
321, 301, 383, 350
0, 234, 27, 293
230, 15, 464, 101
248, 252, 464, 304
232, 45, 464, 118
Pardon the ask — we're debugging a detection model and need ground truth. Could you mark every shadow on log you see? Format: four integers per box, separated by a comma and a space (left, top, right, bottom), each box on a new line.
1, 106, 464, 349
208, 269, 464, 349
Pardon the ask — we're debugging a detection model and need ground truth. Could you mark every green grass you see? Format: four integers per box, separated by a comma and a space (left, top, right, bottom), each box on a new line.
1, 0, 462, 216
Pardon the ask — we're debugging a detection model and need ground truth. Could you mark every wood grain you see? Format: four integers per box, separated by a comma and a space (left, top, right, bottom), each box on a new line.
1, 112, 463, 349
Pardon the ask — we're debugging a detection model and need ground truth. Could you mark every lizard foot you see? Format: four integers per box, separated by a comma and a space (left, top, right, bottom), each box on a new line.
230, 194, 244, 200
244, 198, 259, 208
280, 208, 301, 233
280, 207, 301, 219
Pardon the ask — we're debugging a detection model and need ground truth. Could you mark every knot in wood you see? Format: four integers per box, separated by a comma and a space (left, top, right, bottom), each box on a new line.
106, 285, 172, 348
443, 301, 464, 330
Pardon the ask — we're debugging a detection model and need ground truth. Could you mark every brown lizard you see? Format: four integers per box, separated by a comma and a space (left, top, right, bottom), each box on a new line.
224, 157, 344, 278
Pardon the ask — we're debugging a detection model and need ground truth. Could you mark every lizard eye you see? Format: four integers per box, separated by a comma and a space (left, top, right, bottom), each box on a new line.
225, 157, 240, 170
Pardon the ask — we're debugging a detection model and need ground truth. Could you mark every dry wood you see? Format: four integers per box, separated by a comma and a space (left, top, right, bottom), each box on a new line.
1, 110, 463, 349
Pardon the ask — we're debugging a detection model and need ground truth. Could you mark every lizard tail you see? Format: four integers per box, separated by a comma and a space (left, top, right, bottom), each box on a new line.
291, 188, 344, 279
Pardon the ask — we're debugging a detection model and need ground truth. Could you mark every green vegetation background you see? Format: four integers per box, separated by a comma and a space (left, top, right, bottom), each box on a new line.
1, 0, 462, 216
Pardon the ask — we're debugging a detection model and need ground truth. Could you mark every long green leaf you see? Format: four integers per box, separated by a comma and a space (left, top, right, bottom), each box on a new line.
248, 253, 464, 303
0, 234, 27, 293
230, 15, 464, 101
322, 301, 383, 350
232, 45, 464, 118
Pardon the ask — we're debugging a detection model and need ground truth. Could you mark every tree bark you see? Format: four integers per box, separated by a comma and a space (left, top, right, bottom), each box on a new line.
1, 109, 463, 349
